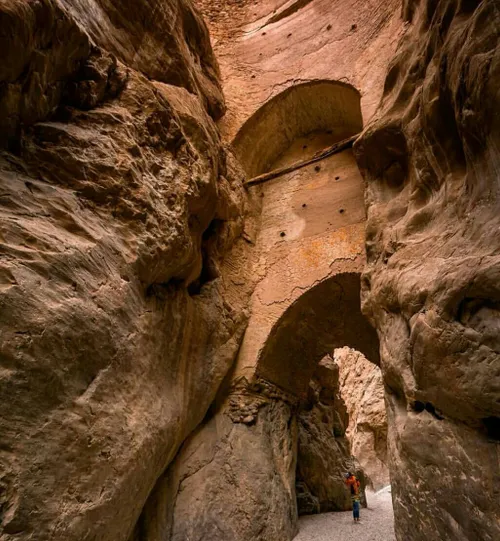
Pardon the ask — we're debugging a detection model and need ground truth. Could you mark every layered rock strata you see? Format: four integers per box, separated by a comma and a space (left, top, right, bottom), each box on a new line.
354, 1, 500, 539
0, 2, 256, 540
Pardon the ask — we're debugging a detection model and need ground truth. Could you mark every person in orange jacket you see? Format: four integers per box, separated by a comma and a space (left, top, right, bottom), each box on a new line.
344, 472, 361, 523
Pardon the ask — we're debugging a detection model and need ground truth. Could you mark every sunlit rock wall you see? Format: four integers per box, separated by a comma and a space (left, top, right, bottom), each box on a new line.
335, 348, 390, 490
296, 356, 367, 514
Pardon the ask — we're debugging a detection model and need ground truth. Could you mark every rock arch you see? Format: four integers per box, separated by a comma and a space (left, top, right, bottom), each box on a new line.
148, 79, 379, 541
256, 272, 380, 398
233, 80, 363, 177
231, 80, 370, 389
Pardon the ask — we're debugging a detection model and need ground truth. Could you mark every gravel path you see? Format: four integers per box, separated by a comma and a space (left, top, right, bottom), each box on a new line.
294, 487, 396, 541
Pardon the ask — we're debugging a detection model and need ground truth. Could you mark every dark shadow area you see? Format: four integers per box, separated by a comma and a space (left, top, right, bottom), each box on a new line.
256, 272, 380, 398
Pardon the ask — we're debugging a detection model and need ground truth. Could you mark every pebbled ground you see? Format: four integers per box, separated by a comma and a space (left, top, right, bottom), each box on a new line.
294, 488, 395, 541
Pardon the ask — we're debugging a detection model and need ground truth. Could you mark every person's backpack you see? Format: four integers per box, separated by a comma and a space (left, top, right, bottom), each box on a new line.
350, 477, 360, 495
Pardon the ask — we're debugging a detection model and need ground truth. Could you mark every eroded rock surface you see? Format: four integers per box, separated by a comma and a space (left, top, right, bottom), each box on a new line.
296, 356, 367, 514
196, 0, 405, 141
354, 1, 500, 539
3, 1, 499, 541
136, 380, 299, 541
0, 2, 254, 540
335, 348, 389, 490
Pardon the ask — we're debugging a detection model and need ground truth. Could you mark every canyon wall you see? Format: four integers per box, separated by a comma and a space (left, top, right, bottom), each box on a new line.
296, 356, 367, 515
2, 1, 499, 541
335, 348, 390, 490
0, 2, 256, 540
354, 0, 500, 539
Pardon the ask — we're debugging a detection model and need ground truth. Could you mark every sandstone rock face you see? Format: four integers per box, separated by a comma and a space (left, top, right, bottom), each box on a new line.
136, 382, 299, 541
0, 0, 224, 149
3, 2, 499, 541
196, 0, 405, 141
0, 2, 254, 540
296, 356, 367, 514
354, 1, 500, 539
335, 348, 390, 490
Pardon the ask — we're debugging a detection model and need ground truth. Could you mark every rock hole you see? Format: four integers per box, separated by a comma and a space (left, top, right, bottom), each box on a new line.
188, 219, 224, 296
302, 203, 307, 208
339, 208, 345, 214
280, 231, 286, 237
287, 33, 292, 38
326, 24, 332, 30
425, 402, 444, 420
303, 145, 308, 149
314, 165, 321, 172
412, 400, 425, 413
384, 161, 406, 191
351, 23, 357, 30
335, 176, 340, 180
483, 417, 500, 441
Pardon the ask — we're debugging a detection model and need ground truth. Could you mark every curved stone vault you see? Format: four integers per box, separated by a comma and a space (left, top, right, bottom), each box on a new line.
257, 272, 380, 398
233, 80, 363, 178
230, 80, 372, 397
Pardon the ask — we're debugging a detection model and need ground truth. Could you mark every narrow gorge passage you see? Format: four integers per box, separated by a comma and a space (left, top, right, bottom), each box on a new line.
296, 488, 395, 541
1, 1, 499, 541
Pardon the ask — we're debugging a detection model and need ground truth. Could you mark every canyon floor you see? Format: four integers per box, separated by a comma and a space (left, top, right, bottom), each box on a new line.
295, 488, 395, 541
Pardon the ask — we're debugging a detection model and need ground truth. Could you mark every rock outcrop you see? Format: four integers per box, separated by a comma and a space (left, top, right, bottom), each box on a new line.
136, 379, 299, 541
0, 2, 254, 540
354, 1, 500, 539
296, 356, 366, 515
335, 348, 390, 490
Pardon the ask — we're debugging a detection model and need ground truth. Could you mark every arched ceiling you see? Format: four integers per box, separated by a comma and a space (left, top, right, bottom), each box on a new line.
256, 273, 380, 398
232, 80, 363, 177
